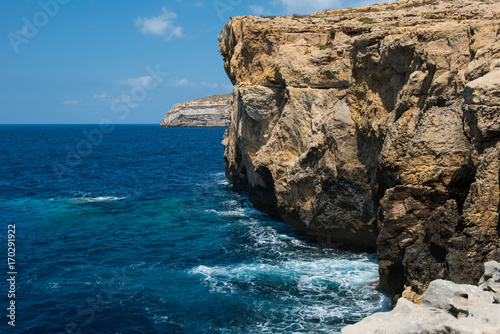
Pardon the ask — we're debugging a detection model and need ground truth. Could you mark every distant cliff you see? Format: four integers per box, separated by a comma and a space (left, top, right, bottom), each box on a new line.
161, 94, 231, 127
219, 0, 500, 301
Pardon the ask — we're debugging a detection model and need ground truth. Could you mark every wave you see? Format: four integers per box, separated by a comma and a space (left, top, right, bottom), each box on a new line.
204, 208, 249, 217
70, 195, 127, 203
189, 256, 386, 333
190, 257, 379, 291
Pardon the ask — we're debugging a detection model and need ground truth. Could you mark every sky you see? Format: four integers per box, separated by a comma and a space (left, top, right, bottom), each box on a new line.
1, 0, 388, 124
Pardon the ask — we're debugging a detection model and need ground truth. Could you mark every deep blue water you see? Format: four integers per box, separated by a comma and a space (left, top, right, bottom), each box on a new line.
0, 125, 389, 333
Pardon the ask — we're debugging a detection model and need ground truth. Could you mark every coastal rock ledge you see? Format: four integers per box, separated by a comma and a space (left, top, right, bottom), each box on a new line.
161, 94, 231, 127
342, 261, 500, 334
219, 0, 500, 301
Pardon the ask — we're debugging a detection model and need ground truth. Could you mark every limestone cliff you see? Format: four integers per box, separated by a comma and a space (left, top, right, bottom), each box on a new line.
161, 94, 231, 127
219, 0, 500, 299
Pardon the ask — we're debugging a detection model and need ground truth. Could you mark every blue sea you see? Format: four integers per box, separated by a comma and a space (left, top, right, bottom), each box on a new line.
0, 125, 389, 333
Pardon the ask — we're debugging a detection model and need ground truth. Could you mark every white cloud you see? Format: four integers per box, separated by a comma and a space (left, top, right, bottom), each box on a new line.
170, 78, 233, 91
115, 94, 139, 109
249, 5, 271, 16
221, 84, 234, 92
62, 100, 81, 105
117, 76, 157, 88
172, 78, 192, 87
195, 1, 205, 8
200, 81, 220, 89
134, 7, 183, 40
93, 92, 112, 101
277, 0, 342, 14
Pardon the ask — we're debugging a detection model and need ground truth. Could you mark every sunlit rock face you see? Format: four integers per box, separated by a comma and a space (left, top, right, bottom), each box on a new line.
219, 0, 500, 297
161, 94, 231, 127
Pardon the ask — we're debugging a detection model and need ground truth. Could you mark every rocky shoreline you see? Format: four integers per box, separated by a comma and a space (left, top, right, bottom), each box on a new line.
343, 261, 500, 333
218, 0, 500, 318
161, 94, 231, 127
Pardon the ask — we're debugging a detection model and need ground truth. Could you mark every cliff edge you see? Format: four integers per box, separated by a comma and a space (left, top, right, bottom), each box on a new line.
219, 0, 500, 300
161, 94, 231, 127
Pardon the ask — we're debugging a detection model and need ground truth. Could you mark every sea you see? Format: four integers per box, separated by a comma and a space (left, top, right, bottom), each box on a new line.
0, 125, 389, 333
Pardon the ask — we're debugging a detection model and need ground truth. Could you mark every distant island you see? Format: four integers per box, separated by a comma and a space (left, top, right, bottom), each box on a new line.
161, 94, 231, 127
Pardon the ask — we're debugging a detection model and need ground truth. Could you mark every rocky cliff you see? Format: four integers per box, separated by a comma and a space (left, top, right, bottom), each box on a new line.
161, 94, 231, 127
219, 0, 500, 300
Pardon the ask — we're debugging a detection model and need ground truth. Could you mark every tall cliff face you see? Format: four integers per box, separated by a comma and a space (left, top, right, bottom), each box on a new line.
161, 94, 231, 127
219, 0, 500, 298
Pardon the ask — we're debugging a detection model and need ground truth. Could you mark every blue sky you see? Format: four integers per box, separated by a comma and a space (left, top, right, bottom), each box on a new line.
1, 0, 387, 124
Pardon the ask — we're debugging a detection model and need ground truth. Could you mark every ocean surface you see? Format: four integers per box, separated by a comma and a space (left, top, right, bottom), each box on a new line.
0, 125, 389, 333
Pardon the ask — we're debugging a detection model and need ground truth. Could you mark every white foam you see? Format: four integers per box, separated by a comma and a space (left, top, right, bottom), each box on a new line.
217, 179, 231, 185
242, 224, 300, 259
190, 265, 237, 294
190, 254, 386, 333
49, 282, 61, 289
72, 196, 127, 203
154, 315, 170, 323
190, 257, 379, 293
221, 200, 238, 206
204, 207, 248, 217
297, 275, 329, 292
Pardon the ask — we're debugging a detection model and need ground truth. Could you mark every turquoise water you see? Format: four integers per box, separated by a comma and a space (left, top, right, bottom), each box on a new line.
0, 125, 389, 333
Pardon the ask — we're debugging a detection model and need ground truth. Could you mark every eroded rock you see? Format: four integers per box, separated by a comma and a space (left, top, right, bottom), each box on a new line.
342, 261, 500, 334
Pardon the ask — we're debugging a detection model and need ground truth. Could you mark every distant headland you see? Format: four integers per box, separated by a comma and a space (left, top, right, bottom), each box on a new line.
161, 94, 231, 127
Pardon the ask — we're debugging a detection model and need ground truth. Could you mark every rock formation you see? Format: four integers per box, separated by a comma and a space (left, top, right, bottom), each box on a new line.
161, 94, 231, 127
219, 0, 500, 300
342, 261, 500, 333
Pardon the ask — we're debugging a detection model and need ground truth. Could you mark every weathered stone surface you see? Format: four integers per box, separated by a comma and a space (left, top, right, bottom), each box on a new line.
377, 186, 461, 299
343, 298, 455, 334
342, 262, 500, 334
422, 279, 492, 312
494, 292, 500, 303
479, 260, 500, 292
344, 297, 474, 334
464, 60, 500, 106
464, 60, 500, 142
219, 0, 500, 299
161, 94, 231, 127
